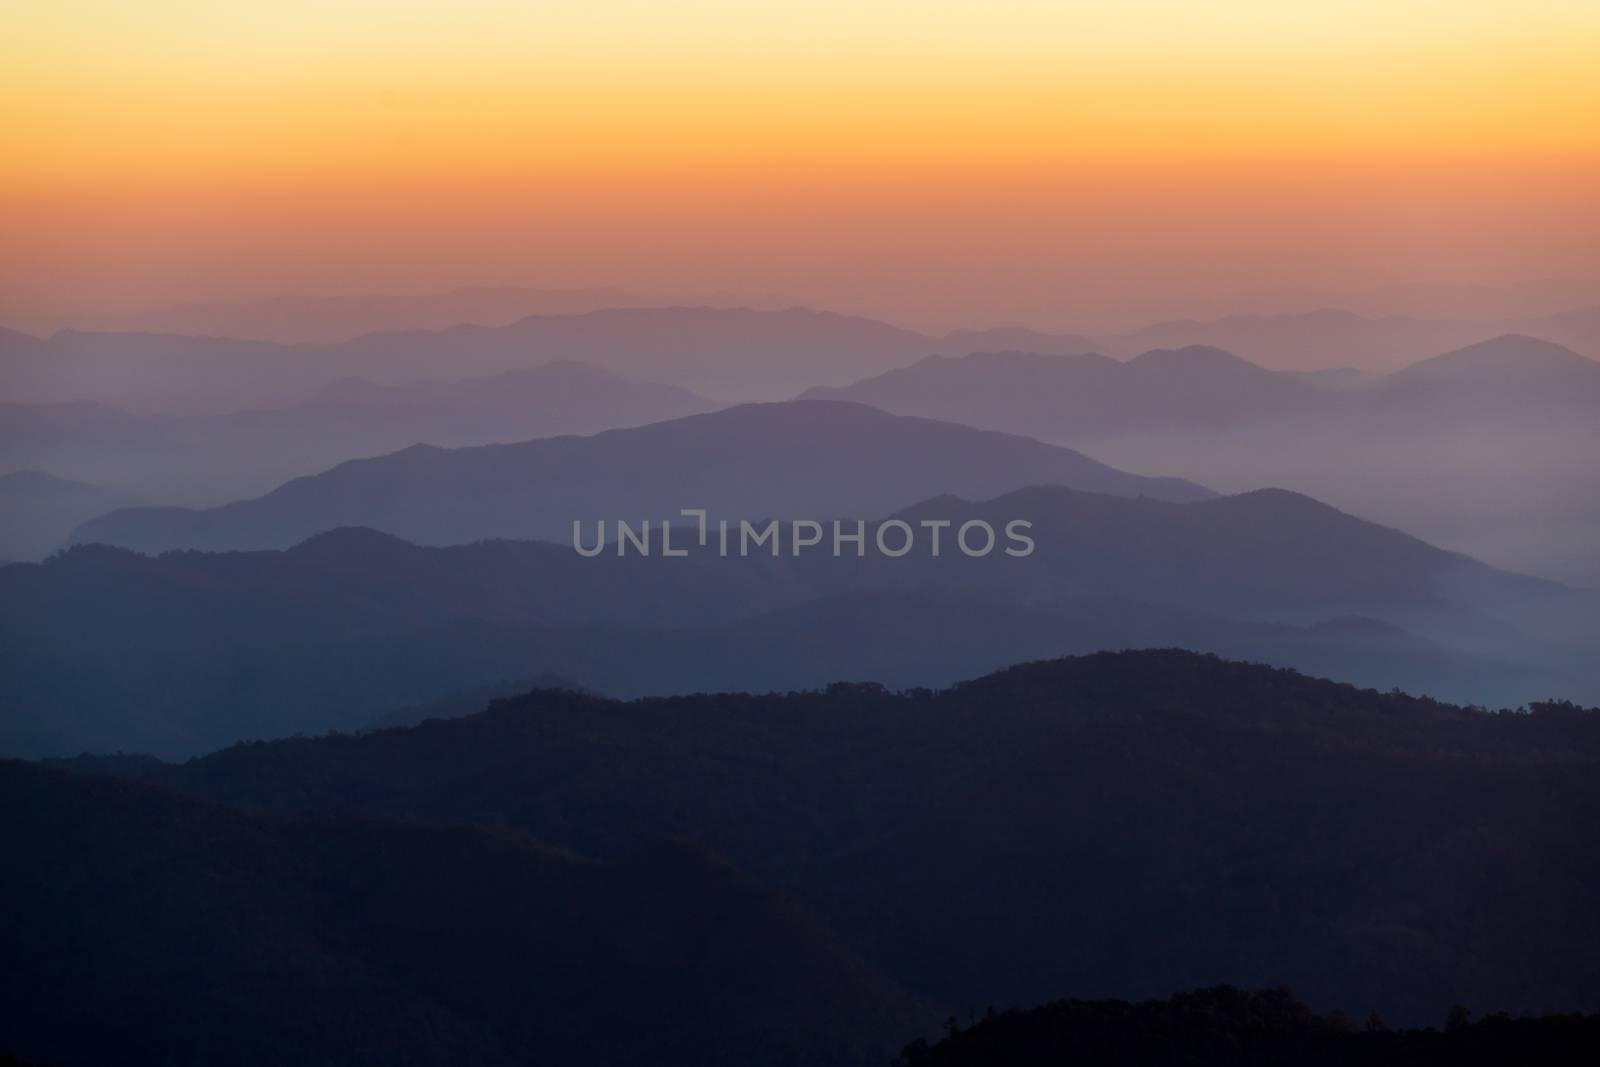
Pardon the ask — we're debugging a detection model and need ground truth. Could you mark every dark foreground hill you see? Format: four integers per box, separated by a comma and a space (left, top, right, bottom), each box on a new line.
895, 986, 1600, 1066
154, 651, 1600, 1026
0, 759, 931, 1067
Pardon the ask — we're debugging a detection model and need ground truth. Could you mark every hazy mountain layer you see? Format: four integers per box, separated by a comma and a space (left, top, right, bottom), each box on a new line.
0, 362, 718, 519
8, 484, 1592, 757
803, 335, 1600, 437
803, 336, 1600, 584
1100, 307, 1599, 372
6, 303, 1592, 418
1, 306, 1095, 412
68, 401, 1212, 553
0, 469, 136, 562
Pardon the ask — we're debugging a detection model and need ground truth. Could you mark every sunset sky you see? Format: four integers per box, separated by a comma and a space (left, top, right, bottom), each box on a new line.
4, 1, 1598, 332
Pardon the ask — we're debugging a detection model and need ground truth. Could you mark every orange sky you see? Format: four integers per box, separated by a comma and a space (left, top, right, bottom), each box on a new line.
3, 1, 1598, 332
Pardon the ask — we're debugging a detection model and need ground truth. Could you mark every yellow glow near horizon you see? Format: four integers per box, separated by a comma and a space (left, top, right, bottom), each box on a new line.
2, 2, 1597, 328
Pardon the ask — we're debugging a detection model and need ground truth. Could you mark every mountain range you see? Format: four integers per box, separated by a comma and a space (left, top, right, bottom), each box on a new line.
802, 335, 1600, 438
51, 283, 802, 342
799, 345, 1314, 437
8, 482, 1591, 758
0, 361, 718, 517
12, 330, 1595, 582
7, 302, 1591, 417
1101, 307, 1600, 372
26, 650, 1597, 1042
802, 336, 1600, 585
0, 306, 1093, 413
67, 401, 1212, 554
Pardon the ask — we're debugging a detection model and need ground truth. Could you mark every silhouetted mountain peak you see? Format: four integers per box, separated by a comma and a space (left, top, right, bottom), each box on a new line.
1127, 344, 1270, 376
793, 349, 1119, 405
285, 525, 424, 561
392, 440, 450, 456
1198, 486, 1451, 539
1393, 334, 1597, 382
711, 397, 889, 421
595, 396, 934, 442
1221, 486, 1336, 511
66, 400, 1212, 553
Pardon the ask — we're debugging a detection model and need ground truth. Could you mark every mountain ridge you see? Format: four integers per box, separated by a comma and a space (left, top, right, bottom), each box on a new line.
10, 482, 1590, 758
0, 360, 721, 520
68, 401, 1213, 553
144, 649, 1600, 1026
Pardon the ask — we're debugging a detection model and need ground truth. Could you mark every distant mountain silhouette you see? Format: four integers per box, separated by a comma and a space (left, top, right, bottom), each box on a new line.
2, 307, 957, 412
0, 325, 39, 350
294, 361, 715, 418
1516, 305, 1600, 359
1388, 333, 1600, 393
1, 362, 719, 517
799, 346, 1309, 438
9, 484, 1590, 757
78, 284, 668, 341
0, 469, 134, 561
53, 285, 824, 342
1, 759, 931, 1067
1, 327, 297, 414
1101, 307, 1598, 372
330, 306, 948, 400
868, 486, 1553, 617
4, 302, 1597, 413
800, 337, 1600, 585
1321, 278, 1599, 320
805, 335, 1599, 437
68, 401, 1212, 553
149, 650, 1600, 1026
